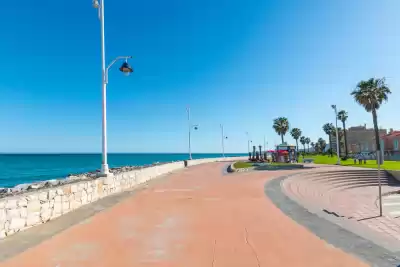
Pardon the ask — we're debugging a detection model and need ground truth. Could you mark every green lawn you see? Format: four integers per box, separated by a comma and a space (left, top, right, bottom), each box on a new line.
300, 155, 400, 170
233, 161, 254, 169
233, 161, 294, 169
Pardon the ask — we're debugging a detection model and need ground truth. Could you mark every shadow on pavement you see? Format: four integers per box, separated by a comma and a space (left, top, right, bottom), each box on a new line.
357, 215, 382, 222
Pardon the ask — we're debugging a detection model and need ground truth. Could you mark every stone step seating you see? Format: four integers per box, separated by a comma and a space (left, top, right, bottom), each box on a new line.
300, 170, 396, 189
282, 168, 399, 220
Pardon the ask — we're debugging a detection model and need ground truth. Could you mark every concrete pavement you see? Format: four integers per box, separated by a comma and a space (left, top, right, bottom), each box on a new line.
0, 163, 368, 267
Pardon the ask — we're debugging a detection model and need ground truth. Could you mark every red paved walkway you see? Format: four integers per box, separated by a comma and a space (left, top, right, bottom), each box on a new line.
0, 163, 367, 267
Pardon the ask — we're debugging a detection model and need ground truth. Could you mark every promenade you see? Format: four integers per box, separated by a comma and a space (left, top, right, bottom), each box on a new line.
0, 162, 368, 266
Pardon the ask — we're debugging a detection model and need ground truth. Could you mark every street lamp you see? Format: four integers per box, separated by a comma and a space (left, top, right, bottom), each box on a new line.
331, 105, 341, 165
220, 124, 228, 157
264, 135, 267, 152
187, 107, 199, 160
93, 0, 134, 176
246, 132, 252, 153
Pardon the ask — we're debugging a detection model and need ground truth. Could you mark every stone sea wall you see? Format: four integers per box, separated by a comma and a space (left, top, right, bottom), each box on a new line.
0, 157, 243, 239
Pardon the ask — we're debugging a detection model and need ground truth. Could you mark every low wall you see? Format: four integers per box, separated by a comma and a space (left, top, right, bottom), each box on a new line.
0, 157, 242, 239
387, 170, 400, 182
186, 156, 246, 167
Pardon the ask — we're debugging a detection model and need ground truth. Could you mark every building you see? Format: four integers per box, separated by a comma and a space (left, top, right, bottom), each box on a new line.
380, 129, 400, 160
347, 125, 387, 153
330, 124, 387, 154
380, 129, 400, 151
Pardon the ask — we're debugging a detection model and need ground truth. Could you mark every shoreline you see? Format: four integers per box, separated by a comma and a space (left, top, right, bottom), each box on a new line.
0, 153, 247, 189
0, 161, 178, 197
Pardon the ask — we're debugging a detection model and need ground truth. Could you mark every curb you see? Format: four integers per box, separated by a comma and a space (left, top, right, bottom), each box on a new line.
265, 173, 400, 266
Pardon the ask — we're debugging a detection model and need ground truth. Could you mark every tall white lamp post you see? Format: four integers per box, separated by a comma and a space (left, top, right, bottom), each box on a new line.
264, 135, 267, 152
331, 105, 341, 165
187, 107, 198, 160
220, 124, 228, 157
246, 132, 252, 153
93, 0, 134, 176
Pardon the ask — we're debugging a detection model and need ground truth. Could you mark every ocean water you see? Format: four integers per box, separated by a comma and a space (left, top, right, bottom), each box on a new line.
0, 153, 246, 188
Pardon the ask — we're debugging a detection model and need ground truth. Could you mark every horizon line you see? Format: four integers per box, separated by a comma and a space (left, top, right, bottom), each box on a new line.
0, 152, 248, 155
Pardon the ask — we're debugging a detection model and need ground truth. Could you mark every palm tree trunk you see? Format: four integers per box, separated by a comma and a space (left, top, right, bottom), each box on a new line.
296, 140, 299, 152
372, 108, 381, 159
307, 145, 310, 153
343, 122, 348, 157
281, 134, 284, 144
328, 135, 332, 156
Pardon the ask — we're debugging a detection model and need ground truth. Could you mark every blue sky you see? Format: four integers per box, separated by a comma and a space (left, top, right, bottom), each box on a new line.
1, 0, 400, 153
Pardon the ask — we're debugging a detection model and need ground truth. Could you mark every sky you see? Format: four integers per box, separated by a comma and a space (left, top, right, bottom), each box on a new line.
0, 0, 400, 153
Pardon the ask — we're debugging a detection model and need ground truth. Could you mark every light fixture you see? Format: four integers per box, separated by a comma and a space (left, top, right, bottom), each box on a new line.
119, 60, 134, 76
92, 0, 99, 8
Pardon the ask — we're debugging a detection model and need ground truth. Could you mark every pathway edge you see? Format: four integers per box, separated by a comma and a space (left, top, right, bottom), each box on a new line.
264, 173, 400, 267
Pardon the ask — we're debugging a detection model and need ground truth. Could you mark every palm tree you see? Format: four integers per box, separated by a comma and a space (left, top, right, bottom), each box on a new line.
314, 142, 321, 154
273, 117, 289, 144
317, 138, 327, 153
322, 123, 334, 156
300, 136, 306, 152
305, 137, 311, 153
351, 78, 391, 161
337, 110, 349, 157
310, 142, 315, 152
290, 128, 302, 152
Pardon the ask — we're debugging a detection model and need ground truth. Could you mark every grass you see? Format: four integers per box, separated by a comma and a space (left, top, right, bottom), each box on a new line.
300, 155, 400, 170
233, 161, 296, 169
233, 161, 254, 169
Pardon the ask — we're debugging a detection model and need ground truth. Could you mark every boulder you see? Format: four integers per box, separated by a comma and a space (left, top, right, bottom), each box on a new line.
26, 213, 41, 226
41, 209, 51, 222
41, 201, 50, 210
53, 202, 62, 214
11, 183, 30, 193
70, 184, 78, 193
38, 192, 48, 202
56, 189, 64, 196
0, 188, 10, 195
5, 199, 18, 209
0, 229, 5, 239
9, 217, 26, 230
20, 207, 28, 218
17, 198, 28, 207
26, 194, 38, 201
0, 209, 5, 221
27, 200, 41, 212
28, 183, 45, 190
6, 208, 21, 220
45, 180, 60, 187
48, 190, 56, 200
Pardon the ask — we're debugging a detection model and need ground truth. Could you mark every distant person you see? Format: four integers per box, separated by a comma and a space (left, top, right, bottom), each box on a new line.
353, 156, 357, 164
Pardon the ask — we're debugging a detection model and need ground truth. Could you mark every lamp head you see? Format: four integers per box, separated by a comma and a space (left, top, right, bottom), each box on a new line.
119, 60, 134, 76
92, 0, 99, 8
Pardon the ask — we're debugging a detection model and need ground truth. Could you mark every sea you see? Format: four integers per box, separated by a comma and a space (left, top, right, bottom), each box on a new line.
0, 153, 246, 188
